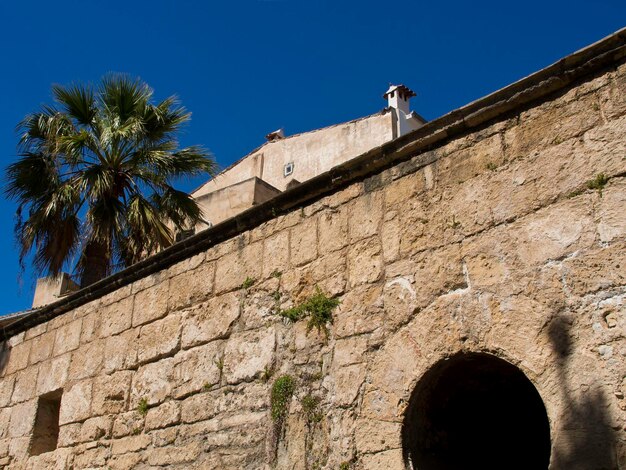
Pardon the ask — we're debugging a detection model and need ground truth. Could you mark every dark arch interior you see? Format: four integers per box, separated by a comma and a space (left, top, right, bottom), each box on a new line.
402, 353, 551, 470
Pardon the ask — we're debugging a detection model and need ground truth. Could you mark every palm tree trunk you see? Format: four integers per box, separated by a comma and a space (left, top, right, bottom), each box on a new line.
80, 240, 110, 287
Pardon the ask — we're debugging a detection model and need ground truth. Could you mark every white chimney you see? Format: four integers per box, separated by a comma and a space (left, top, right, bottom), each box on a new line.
383, 84, 426, 137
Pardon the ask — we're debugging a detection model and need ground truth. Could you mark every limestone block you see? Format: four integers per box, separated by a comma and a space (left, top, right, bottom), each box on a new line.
180, 392, 217, 424
181, 293, 240, 349
384, 171, 426, 207
167, 252, 205, 278
411, 243, 465, 309
334, 285, 384, 338
92, 370, 132, 416
52, 318, 82, 356
361, 388, 403, 421
381, 216, 400, 263
57, 422, 82, 447
355, 419, 401, 454
5, 341, 30, 375
360, 448, 404, 469
0, 375, 15, 407
108, 452, 144, 469
214, 241, 263, 293
347, 236, 383, 287
146, 441, 201, 466
80, 311, 101, 345
36, 353, 71, 395
131, 357, 175, 406
73, 446, 109, 468
348, 191, 383, 243
103, 327, 139, 373
8, 436, 29, 460
331, 363, 366, 406
68, 339, 104, 380
99, 296, 133, 338
173, 341, 222, 398
111, 433, 151, 455
152, 427, 177, 447
24, 322, 47, 340
262, 230, 290, 279
59, 380, 92, 425
333, 336, 368, 367
318, 207, 348, 256
290, 217, 318, 267
145, 400, 180, 431
562, 241, 626, 297
136, 312, 181, 365
28, 331, 55, 365
132, 280, 169, 327
169, 261, 214, 312
223, 328, 276, 385
81, 415, 112, 441
597, 179, 626, 243
9, 400, 37, 437
0, 408, 10, 439
112, 410, 144, 438
11, 366, 38, 403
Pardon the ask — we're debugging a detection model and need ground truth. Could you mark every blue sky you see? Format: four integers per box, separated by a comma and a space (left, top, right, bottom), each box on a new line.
0, 1, 624, 314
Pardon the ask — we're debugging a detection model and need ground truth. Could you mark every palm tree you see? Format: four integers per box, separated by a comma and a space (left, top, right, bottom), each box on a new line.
5, 75, 216, 287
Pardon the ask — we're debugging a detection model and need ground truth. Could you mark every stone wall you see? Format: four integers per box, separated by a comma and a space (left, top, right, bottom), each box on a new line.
0, 37, 625, 469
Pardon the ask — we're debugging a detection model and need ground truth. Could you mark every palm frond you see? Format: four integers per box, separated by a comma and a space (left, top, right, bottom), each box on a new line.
52, 83, 96, 126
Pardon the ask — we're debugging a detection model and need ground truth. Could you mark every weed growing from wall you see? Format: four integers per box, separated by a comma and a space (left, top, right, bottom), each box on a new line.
279, 287, 340, 337
271, 375, 296, 423
137, 398, 148, 416
587, 173, 609, 196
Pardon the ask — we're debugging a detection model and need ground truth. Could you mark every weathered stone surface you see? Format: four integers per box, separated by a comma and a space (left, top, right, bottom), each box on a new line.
262, 230, 290, 279
99, 296, 133, 338
290, 217, 318, 267
132, 280, 169, 327
0, 376, 15, 407
347, 236, 383, 287
145, 400, 180, 431
52, 318, 82, 356
11, 367, 38, 403
8, 400, 37, 437
136, 312, 181, 364
348, 191, 383, 242
68, 339, 104, 380
169, 261, 215, 311
318, 207, 348, 255
181, 293, 240, 349
92, 370, 132, 416
223, 328, 276, 385
173, 341, 222, 398
59, 380, 92, 425
36, 353, 70, 395
28, 331, 54, 365
131, 358, 175, 406
214, 241, 263, 293
111, 433, 151, 455
103, 327, 139, 373
4, 341, 30, 375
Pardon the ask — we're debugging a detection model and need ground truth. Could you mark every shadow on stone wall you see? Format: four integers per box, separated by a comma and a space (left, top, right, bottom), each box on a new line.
547, 315, 619, 470
0, 341, 11, 376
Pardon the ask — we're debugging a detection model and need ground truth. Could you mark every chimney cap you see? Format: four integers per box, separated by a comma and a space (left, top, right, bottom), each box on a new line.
383, 84, 416, 100
265, 128, 285, 142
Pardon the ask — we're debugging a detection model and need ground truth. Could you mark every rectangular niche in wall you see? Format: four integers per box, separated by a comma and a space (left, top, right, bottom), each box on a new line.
29, 389, 62, 456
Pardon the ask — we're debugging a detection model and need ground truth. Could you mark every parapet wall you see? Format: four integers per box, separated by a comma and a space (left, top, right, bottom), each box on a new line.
0, 31, 625, 469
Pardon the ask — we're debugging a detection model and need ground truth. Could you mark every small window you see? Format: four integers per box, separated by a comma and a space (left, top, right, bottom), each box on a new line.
283, 162, 294, 177
29, 390, 62, 456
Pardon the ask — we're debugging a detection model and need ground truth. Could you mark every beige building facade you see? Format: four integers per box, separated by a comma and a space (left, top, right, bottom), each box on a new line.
0, 28, 625, 470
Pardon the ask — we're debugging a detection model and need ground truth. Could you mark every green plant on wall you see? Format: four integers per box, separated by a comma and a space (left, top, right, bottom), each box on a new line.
271, 375, 296, 423
279, 287, 340, 337
137, 397, 148, 416
586, 173, 609, 196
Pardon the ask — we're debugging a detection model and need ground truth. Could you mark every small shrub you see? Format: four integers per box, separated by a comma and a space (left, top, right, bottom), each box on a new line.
271, 270, 282, 278
262, 365, 273, 383
241, 276, 256, 289
137, 398, 148, 416
486, 162, 498, 171
586, 173, 609, 195
271, 375, 296, 422
339, 462, 351, 470
214, 356, 224, 372
279, 287, 340, 336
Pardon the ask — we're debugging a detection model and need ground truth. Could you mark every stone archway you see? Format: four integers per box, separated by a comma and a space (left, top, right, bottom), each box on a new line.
402, 352, 551, 470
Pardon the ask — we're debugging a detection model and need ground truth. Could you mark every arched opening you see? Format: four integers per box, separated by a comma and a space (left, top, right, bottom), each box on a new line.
402, 353, 550, 470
